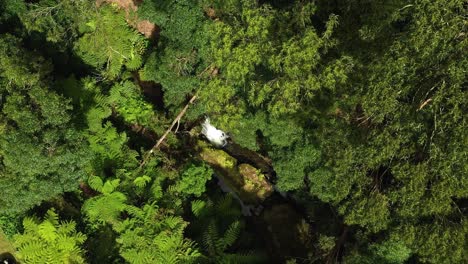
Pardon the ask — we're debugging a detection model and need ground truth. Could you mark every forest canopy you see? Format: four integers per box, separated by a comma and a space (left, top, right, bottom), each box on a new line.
0, 0, 466, 263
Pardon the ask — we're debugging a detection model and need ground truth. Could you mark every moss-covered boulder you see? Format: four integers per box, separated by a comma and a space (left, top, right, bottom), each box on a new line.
197, 141, 273, 204
238, 164, 274, 201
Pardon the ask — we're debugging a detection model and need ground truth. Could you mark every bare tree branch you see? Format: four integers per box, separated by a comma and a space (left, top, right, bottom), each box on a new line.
135, 95, 197, 173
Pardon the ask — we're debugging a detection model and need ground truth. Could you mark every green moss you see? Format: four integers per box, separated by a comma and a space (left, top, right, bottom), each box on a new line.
198, 141, 237, 169
196, 141, 273, 203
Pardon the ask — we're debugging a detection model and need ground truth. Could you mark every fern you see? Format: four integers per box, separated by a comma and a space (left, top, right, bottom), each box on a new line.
87, 175, 104, 192
134, 175, 152, 188
38, 221, 57, 242
188, 194, 265, 262
101, 179, 120, 194
82, 178, 127, 228
222, 221, 241, 249
74, 5, 148, 79
116, 204, 202, 263
13, 208, 86, 264
191, 200, 206, 217
215, 195, 238, 216
126, 54, 143, 71
203, 220, 222, 256
108, 81, 156, 128
125, 205, 146, 219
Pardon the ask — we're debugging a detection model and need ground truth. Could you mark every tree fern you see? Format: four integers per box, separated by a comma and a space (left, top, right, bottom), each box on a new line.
116, 203, 203, 263
82, 177, 127, 228
108, 81, 156, 128
74, 4, 148, 79
189, 193, 266, 263
14, 209, 86, 264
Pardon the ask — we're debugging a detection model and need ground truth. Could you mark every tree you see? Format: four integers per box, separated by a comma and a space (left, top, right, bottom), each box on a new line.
138, 0, 211, 113
309, 0, 467, 261
0, 34, 92, 215
19, 0, 92, 45
74, 4, 147, 79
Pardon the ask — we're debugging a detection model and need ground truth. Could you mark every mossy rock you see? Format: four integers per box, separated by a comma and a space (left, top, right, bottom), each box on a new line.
197, 141, 273, 204
238, 164, 274, 201
0, 231, 15, 257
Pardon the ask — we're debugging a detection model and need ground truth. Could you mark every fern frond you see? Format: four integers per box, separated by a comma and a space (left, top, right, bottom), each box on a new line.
108, 85, 123, 104
22, 217, 39, 233
191, 200, 206, 217
88, 175, 104, 192
38, 221, 57, 242
216, 194, 241, 218
44, 208, 59, 226
126, 55, 143, 71
126, 205, 144, 219
83, 190, 127, 226
93, 93, 108, 107
14, 209, 87, 264
134, 175, 151, 188
57, 221, 76, 235
203, 220, 220, 255
222, 221, 241, 248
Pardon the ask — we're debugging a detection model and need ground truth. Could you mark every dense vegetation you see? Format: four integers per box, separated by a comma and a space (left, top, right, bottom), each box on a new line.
0, 0, 466, 263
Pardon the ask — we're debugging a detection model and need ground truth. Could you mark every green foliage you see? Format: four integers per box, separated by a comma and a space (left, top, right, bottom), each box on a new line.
199, 0, 352, 127
203, 220, 240, 256
0, 34, 51, 89
0, 34, 92, 214
108, 81, 156, 127
190, 195, 265, 263
369, 239, 412, 264
394, 220, 467, 264
74, 5, 147, 79
173, 164, 213, 197
317, 235, 335, 253
0, 214, 21, 238
308, 0, 467, 262
19, 0, 92, 45
133, 175, 152, 188
139, 0, 210, 112
115, 203, 202, 264
0, 0, 26, 25
339, 192, 390, 233
82, 177, 127, 228
13, 209, 86, 264
274, 143, 321, 191
81, 77, 142, 172
0, 0, 466, 263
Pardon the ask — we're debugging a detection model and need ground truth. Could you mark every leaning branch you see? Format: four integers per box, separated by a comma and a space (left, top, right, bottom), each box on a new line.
136, 95, 197, 173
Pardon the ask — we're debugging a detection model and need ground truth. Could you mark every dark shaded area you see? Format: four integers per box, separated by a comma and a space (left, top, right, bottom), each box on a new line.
132, 71, 165, 111
0, 252, 17, 264
252, 198, 313, 263
84, 226, 124, 264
